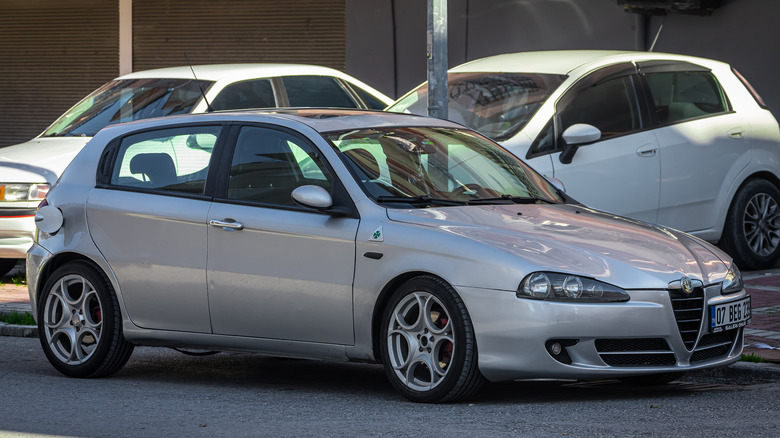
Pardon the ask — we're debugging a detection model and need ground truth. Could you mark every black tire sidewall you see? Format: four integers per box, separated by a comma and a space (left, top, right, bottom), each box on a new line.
379, 276, 475, 403
37, 262, 122, 378
722, 179, 780, 270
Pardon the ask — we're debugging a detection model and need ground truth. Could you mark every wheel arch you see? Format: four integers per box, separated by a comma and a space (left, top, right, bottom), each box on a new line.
35, 252, 107, 308
370, 271, 452, 362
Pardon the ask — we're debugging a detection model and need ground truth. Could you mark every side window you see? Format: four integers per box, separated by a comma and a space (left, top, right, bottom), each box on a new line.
526, 119, 556, 158
558, 75, 641, 141
211, 79, 276, 110
111, 125, 220, 194
643, 71, 728, 125
227, 126, 332, 206
282, 76, 358, 108
350, 84, 388, 109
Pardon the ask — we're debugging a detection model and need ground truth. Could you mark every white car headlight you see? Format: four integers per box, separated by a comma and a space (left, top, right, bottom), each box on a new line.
518, 272, 630, 302
0, 183, 50, 201
721, 264, 743, 294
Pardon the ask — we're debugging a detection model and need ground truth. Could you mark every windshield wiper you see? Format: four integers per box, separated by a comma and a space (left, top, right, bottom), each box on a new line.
375, 195, 467, 207
467, 195, 556, 205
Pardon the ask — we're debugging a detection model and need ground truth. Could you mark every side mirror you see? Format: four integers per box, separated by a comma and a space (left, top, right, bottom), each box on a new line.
559, 124, 602, 164
292, 185, 333, 210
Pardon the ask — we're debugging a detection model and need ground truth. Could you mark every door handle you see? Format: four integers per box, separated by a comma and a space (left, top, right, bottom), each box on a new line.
727, 128, 745, 139
636, 144, 657, 157
209, 218, 244, 231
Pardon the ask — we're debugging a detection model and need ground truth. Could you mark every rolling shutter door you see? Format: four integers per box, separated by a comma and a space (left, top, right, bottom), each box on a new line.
133, 0, 346, 72
0, 1, 118, 146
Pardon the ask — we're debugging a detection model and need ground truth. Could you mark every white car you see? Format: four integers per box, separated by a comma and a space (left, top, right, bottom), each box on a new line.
0, 64, 392, 276
388, 50, 780, 270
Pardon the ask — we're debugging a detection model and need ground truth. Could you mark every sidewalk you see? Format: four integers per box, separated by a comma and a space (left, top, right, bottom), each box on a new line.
2, 262, 780, 362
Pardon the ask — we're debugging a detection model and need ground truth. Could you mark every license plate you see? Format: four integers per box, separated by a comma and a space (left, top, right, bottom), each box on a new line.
710, 296, 751, 333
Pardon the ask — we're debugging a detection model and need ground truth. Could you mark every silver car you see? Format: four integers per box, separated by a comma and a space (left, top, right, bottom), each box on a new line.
28, 109, 751, 403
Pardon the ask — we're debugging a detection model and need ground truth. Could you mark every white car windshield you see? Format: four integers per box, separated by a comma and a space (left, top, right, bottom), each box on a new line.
387, 73, 566, 141
42, 78, 213, 137
326, 127, 563, 206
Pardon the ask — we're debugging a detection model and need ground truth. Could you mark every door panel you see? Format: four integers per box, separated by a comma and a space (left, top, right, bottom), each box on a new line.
206, 124, 358, 344
655, 113, 751, 231
206, 204, 358, 343
87, 189, 212, 332
552, 131, 661, 223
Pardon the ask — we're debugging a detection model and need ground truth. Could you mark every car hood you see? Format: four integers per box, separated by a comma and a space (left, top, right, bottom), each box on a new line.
0, 137, 91, 184
386, 203, 730, 290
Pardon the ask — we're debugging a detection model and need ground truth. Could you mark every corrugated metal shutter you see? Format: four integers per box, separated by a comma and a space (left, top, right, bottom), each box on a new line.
0, 1, 118, 146
133, 0, 346, 72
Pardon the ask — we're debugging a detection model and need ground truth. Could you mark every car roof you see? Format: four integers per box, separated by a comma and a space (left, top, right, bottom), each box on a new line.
117, 63, 360, 82
99, 108, 464, 136
450, 50, 725, 75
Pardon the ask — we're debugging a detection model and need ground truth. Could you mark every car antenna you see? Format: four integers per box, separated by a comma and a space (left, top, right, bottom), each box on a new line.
648, 20, 664, 52
184, 53, 214, 112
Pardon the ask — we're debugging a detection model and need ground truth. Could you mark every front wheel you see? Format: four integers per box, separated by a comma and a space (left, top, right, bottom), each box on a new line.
38, 262, 134, 378
379, 276, 484, 403
721, 179, 780, 270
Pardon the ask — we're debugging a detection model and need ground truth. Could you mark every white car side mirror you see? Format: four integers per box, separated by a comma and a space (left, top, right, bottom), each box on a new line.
562, 123, 602, 146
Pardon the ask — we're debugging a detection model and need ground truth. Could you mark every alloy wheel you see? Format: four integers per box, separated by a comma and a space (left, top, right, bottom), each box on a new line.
386, 291, 454, 391
42, 274, 103, 365
743, 192, 780, 256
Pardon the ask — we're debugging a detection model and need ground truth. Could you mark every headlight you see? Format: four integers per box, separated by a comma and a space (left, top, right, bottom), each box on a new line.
0, 183, 50, 201
518, 272, 630, 302
721, 264, 743, 294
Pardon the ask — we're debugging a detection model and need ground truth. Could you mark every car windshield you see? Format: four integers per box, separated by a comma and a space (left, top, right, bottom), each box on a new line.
387, 72, 566, 141
325, 126, 563, 207
42, 78, 213, 137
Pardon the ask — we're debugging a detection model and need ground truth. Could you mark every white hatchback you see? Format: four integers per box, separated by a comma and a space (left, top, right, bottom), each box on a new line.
388, 50, 780, 270
0, 64, 392, 276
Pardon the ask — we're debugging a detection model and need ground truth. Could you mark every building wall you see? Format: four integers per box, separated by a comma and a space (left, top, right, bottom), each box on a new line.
346, 0, 780, 116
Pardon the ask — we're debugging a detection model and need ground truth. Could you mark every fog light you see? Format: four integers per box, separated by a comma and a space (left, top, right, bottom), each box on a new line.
546, 339, 578, 365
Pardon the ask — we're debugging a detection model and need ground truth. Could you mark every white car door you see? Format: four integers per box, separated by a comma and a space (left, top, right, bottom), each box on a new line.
531, 63, 662, 223
638, 62, 752, 233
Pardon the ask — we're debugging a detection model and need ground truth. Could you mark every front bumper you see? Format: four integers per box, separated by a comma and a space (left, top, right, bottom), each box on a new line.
0, 211, 36, 258
458, 285, 747, 382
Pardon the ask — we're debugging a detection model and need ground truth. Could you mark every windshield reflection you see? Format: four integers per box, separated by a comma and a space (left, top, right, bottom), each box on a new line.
42, 78, 213, 137
387, 73, 566, 141
326, 127, 563, 207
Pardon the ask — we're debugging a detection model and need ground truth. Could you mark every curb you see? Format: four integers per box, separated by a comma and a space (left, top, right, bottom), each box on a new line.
0, 322, 38, 338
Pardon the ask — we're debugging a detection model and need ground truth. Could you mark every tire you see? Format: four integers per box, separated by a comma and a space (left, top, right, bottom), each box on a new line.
379, 276, 485, 403
721, 179, 780, 270
0, 258, 19, 278
620, 372, 684, 385
37, 262, 134, 378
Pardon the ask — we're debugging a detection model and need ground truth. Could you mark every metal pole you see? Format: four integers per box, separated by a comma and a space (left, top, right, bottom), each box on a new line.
427, 0, 448, 119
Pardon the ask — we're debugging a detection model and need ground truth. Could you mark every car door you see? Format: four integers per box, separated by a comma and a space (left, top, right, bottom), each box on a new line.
531, 63, 661, 223
637, 61, 752, 233
87, 124, 224, 332
206, 124, 359, 344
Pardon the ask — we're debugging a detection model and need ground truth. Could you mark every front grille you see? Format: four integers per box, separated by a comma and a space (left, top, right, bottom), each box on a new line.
596, 338, 675, 367
601, 353, 677, 367
669, 287, 704, 350
690, 329, 738, 363
595, 338, 671, 352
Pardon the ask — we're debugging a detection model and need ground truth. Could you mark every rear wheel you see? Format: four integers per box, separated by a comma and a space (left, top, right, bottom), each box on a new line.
721, 179, 780, 270
380, 276, 484, 403
38, 262, 133, 378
